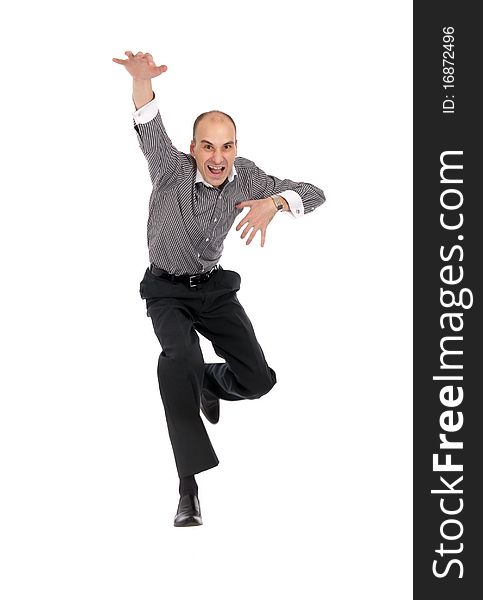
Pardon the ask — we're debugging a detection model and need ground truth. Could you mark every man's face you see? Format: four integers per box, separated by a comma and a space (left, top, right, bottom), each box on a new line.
190, 114, 237, 187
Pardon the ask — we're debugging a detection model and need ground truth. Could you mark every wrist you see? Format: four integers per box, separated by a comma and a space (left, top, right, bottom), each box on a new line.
271, 194, 289, 212
132, 79, 154, 110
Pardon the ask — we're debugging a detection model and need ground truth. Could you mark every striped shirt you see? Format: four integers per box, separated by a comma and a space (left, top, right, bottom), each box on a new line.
133, 98, 326, 275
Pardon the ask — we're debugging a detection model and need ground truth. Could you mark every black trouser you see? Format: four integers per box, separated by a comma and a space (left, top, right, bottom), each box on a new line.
139, 266, 277, 478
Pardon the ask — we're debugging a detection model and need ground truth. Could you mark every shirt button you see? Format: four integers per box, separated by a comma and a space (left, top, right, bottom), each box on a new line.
214, 218, 217, 222
197, 253, 200, 257
206, 238, 209, 242
296, 209, 300, 214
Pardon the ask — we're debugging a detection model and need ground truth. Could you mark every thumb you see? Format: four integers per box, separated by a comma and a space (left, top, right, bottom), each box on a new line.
235, 200, 253, 208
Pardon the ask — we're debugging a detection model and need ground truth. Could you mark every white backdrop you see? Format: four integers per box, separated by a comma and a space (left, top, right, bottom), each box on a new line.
1, 1, 412, 598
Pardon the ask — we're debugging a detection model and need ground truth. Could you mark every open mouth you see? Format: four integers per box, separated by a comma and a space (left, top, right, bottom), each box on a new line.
207, 165, 225, 177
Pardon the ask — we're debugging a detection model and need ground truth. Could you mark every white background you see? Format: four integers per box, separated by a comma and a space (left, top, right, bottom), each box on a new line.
1, 1, 412, 598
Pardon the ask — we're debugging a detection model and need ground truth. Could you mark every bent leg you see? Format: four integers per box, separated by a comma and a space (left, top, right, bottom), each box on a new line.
195, 289, 277, 401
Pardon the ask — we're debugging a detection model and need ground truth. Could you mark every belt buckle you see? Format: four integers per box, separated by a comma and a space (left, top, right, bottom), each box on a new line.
189, 275, 198, 288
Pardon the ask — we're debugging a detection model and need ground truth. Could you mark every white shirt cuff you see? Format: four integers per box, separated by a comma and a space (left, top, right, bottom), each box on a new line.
133, 98, 158, 124
278, 190, 304, 218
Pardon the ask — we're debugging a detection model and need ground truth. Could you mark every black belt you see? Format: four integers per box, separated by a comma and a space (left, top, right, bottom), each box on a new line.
149, 263, 219, 287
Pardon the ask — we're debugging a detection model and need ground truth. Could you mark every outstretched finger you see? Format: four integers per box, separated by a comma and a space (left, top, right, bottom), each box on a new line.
236, 218, 250, 233
112, 57, 127, 64
246, 227, 258, 245
261, 229, 266, 247
240, 223, 253, 240
235, 212, 251, 231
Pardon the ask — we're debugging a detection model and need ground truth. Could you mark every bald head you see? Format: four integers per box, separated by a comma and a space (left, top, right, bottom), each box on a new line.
192, 110, 237, 140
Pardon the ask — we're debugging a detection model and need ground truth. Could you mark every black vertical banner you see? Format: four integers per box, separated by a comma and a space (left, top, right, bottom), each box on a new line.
414, 2, 482, 598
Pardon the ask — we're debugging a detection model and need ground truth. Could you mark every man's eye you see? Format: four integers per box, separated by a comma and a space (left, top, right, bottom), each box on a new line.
204, 145, 212, 150
224, 145, 232, 150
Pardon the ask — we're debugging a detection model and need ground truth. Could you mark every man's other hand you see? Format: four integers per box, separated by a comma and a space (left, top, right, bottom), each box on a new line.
235, 198, 279, 247
112, 51, 167, 80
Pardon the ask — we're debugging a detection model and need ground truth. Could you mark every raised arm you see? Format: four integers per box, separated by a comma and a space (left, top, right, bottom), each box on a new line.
112, 50, 181, 185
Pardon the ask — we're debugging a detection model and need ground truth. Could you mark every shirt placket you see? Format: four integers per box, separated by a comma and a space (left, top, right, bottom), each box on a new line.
196, 187, 224, 264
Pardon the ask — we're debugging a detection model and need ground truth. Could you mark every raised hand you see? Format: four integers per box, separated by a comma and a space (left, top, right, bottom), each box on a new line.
112, 51, 168, 80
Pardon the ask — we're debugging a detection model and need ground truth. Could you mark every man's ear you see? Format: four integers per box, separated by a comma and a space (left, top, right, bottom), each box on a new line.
189, 140, 195, 156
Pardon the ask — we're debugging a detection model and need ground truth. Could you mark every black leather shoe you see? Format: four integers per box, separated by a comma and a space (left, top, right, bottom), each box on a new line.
174, 493, 203, 527
200, 389, 220, 424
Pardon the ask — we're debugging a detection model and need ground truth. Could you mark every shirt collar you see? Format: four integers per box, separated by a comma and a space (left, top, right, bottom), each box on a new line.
195, 164, 237, 188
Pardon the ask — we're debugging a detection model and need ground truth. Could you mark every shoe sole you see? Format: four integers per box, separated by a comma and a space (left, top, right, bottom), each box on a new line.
174, 518, 203, 527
